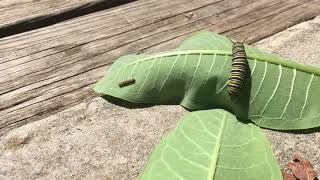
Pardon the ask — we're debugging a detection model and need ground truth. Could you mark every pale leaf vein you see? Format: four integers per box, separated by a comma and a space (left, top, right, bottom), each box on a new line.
300, 74, 314, 119
250, 61, 267, 104
259, 65, 282, 116
280, 69, 296, 118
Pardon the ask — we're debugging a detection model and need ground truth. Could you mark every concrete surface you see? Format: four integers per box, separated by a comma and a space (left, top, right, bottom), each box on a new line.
0, 16, 320, 180
0, 101, 186, 180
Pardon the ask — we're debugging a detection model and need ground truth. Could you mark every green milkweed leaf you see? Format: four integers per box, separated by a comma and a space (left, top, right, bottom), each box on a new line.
94, 31, 320, 130
139, 109, 282, 180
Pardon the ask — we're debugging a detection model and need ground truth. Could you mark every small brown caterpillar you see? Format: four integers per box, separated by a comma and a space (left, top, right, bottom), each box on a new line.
118, 78, 136, 87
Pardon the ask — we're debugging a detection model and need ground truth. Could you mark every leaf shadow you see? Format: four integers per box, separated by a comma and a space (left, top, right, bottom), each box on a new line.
102, 95, 155, 109
231, 66, 252, 124
100, 60, 255, 126
269, 127, 320, 134
101, 94, 182, 109
182, 69, 253, 125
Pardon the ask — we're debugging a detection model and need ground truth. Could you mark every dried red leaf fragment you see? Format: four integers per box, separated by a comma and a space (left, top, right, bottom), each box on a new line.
282, 169, 296, 180
284, 155, 318, 180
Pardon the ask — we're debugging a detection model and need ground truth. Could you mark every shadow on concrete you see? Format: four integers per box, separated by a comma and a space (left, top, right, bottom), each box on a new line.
270, 127, 320, 134
102, 95, 154, 109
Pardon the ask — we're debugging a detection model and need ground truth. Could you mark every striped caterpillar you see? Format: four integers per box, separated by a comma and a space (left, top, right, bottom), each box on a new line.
227, 37, 249, 96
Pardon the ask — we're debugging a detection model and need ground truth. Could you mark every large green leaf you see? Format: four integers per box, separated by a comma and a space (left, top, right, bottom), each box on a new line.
139, 109, 282, 180
94, 31, 320, 130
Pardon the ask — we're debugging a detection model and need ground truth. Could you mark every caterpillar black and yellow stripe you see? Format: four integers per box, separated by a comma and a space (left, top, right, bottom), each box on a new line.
228, 41, 249, 96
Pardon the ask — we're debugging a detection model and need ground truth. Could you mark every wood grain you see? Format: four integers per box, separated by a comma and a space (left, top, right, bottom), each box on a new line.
0, 0, 135, 38
1, 0, 320, 135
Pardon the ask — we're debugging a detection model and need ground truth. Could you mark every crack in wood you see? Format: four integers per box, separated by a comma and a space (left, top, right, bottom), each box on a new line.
0, 0, 137, 39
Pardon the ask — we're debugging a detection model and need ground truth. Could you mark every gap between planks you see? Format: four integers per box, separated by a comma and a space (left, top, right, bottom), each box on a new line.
0, 0, 320, 136
0, 0, 137, 38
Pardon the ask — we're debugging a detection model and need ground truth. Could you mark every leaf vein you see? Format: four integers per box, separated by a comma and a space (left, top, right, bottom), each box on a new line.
280, 69, 296, 118
138, 59, 156, 93
209, 111, 227, 180
159, 55, 180, 91
300, 74, 314, 119
167, 144, 209, 171
178, 54, 188, 80
203, 54, 216, 88
217, 162, 264, 170
161, 158, 184, 180
223, 129, 254, 148
250, 61, 267, 104
121, 50, 320, 76
194, 114, 218, 139
152, 57, 162, 90
260, 65, 282, 116
184, 53, 202, 97
179, 128, 211, 157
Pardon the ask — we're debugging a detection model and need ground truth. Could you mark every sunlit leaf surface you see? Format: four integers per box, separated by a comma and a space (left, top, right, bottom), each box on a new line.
95, 31, 320, 130
139, 109, 282, 180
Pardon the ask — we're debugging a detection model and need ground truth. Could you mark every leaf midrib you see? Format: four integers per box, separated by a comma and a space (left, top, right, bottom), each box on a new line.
124, 50, 320, 75
209, 111, 227, 180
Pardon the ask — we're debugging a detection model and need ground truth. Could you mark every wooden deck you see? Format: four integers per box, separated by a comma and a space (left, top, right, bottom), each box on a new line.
1, 0, 320, 136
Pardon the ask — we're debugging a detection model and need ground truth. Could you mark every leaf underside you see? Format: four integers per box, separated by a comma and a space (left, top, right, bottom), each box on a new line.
139, 109, 282, 180
94, 31, 320, 130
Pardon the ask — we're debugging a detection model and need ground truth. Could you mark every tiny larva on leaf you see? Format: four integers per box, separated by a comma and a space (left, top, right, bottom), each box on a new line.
118, 78, 136, 88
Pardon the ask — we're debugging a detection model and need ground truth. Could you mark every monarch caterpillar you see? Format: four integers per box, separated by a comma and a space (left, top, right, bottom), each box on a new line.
118, 77, 136, 87
227, 37, 249, 96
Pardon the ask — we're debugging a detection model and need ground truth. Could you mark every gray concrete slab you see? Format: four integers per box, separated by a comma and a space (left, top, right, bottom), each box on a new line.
0, 100, 187, 180
1, 17, 320, 180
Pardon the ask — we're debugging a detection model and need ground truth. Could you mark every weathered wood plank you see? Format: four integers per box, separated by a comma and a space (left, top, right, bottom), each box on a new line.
1, 0, 320, 135
0, 0, 135, 38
